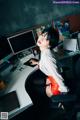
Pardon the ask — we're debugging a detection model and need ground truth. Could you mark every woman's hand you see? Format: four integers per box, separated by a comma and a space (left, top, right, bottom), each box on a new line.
29, 59, 39, 65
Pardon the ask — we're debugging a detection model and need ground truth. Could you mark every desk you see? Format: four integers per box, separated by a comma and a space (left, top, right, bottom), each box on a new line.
1, 51, 80, 119
1, 54, 38, 119
54, 50, 80, 69
54, 50, 80, 81
55, 50, 80, 60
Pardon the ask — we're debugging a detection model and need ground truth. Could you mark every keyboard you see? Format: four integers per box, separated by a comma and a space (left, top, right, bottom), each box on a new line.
0, 62, 10, 71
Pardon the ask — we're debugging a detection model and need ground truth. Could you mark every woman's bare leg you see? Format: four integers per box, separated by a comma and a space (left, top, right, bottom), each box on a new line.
46, 78, 53, 97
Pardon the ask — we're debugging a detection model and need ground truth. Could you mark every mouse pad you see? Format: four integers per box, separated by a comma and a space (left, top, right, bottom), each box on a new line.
24, 58, 38, 67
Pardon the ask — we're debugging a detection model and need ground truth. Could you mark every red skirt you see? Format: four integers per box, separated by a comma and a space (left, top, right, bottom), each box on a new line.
47, 76, 61, 95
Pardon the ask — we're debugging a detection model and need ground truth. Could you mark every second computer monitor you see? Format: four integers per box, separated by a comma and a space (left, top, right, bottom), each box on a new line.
7, 30, 36, 54
0, 36, 12, 62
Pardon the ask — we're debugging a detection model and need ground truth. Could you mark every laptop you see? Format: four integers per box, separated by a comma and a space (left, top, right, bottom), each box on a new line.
0, 91, 20, 112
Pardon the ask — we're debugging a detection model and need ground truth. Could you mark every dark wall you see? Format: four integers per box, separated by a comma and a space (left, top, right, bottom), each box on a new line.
0, 0, 80, 35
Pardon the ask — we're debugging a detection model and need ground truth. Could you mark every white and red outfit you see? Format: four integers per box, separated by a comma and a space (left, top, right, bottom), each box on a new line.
39, 48, 68, 95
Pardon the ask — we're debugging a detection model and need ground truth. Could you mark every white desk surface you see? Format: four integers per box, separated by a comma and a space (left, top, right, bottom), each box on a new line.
3, 54, 38, 119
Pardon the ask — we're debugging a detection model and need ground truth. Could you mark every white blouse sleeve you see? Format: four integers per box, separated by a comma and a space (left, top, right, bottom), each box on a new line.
39, 55, 68, 92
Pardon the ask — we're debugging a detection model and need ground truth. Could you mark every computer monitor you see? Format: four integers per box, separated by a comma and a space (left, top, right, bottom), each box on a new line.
7, 30, 36, 54
63, 38, 78, 52
0, 36, 12, 62
78, 32, 80, 50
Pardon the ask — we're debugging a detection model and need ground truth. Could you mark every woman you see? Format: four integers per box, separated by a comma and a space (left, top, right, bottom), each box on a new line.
30, 26, 68, 97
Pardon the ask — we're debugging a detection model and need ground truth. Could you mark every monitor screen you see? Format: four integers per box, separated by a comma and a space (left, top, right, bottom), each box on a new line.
0, 36, 12, 61
63, 38, 78, 52
7, 30, 36, 54
78, 32, 80, 50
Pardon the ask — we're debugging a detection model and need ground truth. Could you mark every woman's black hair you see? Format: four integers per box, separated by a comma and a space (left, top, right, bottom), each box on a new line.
42, 26, 59, 49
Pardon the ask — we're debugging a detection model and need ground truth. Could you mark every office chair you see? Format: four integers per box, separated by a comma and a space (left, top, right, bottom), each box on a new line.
48, 63, 77, 119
